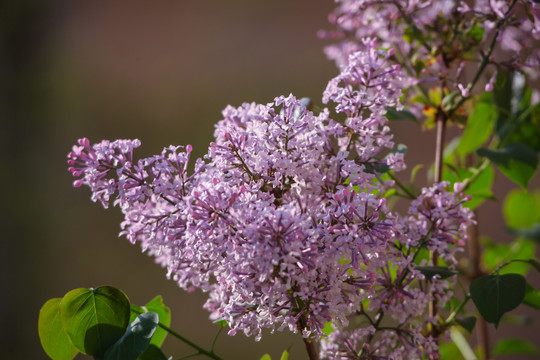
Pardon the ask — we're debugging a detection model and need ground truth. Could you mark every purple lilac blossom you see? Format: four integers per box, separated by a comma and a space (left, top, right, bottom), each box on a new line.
68, 41, 474, 357
321, 0, 540, 120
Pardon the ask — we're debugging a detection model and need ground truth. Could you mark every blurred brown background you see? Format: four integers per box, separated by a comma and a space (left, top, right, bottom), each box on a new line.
1, 0, 538, 359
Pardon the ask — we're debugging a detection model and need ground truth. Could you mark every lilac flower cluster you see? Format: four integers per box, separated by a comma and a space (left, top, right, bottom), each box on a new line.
320, 0, 540, 118
68, 41, 473, 357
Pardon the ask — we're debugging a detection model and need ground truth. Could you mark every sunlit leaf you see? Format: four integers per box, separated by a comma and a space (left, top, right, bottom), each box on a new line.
503, 189, 540, 228
439, 339, 465, 360
457, 102, 496, 157
410, 164, 423, 183
523, 283, 540, 310
60, 286, 130, 356
322, 321, 333, 336
481, 237, 535, 276
499, 313, 533, 325
443, 165, 494, 210
38, 298, 79, 360
493, 338, 539, 356
466, 24, 484, 43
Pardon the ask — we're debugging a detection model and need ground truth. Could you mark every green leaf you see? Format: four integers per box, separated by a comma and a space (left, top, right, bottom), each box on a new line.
443, 165, 495, 210
439, 339, 465, 360
412, 247, 431, 266
384, 107, 420, 124
493, 338, 539, 356
466, 24, 484, 43
481, 237, 535, 276
130, 296, 171, 348
416, 266, 457, 279
322, 321, 333, 336
509, 222, 540, 242
457, 102, 496, 157
428, 87, 442, 106
38, 298, 79, 360
503, 189, 540, 228
455, 316, 476, 333
280, 349, 290, 360
443, 136, 462, 167
500, 313, 532, 325
410, 164, 423, 183
477, 143, 538, 188
138, 344, 168, 360
60, 286, 131, 357
104, 312, 159, 360
470, 274, 526, 328
464, 165, 495, 210
213, 319, 228, 327
259, 354, 272, 360
523, 283, 540, 310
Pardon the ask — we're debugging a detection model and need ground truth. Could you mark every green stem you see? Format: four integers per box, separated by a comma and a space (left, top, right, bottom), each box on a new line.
387, 172, 416, 199
211, 324, 225, 353
157, 323, 223, 360
491, 259, 533, 275
130, 308, 224, 360
459, 159, 490, 193
443, 294, 471, 326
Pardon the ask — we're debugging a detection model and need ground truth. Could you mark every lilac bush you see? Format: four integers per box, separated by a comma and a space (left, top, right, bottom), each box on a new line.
39, 1, 540, 359
67, 41, 473, 359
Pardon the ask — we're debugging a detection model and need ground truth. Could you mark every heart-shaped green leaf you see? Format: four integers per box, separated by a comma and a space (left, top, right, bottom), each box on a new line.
60, 286, 130, 356
104, 312, 159, 360
470, 274, 526, 328
38, 298, 79, 360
